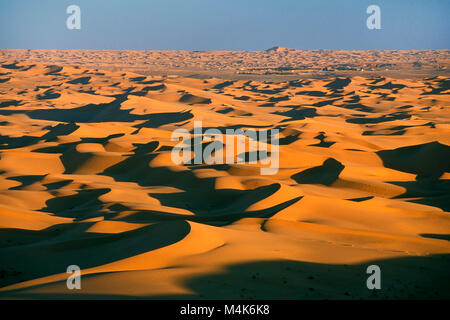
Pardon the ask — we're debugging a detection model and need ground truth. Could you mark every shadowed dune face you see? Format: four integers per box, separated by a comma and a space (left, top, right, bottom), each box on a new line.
0, 58, 449, 299
291, 158, 344, 186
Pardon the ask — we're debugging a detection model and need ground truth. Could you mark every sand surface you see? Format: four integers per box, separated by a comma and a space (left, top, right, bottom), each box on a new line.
2, 48, 449, 80
0, 51, 449, 299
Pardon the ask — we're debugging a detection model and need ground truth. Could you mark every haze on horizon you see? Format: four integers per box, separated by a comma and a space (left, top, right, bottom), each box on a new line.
0, 0, 449, 51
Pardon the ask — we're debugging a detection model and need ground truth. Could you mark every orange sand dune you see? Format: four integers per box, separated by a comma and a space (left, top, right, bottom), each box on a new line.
0, 56, 449, 299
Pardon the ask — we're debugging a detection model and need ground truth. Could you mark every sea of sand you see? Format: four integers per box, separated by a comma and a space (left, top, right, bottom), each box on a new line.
0, 49, 449, 299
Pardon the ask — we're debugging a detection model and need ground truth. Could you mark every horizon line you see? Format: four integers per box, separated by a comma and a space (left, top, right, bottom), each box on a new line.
1, 48, 450, 52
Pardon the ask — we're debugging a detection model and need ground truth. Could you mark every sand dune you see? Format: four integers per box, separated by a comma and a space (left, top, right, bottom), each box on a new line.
1, 49, 449, 80
0, 52, 449, 299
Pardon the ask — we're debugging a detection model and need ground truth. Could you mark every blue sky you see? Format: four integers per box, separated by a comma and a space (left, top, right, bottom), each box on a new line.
0, 0, 449, 50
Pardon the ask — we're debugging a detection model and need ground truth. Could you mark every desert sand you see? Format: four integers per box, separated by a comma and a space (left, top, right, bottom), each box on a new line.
2, 48, 449, 80
0, 49, 449, 299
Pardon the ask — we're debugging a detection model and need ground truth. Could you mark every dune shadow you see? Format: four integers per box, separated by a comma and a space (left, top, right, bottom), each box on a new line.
420, 234, 450, 242
0, 123, 81, 150
41, 123, 80, 142
0, 93, 193, 129
7, 254, 447, 299
0, 134, 40, 150
273, 107, 317, 122
163, 254, 450, 299
101, 150, 300, 220
339, 103, 374, 113
389, 179, 450, 212
347, 112, 410, 124
325, 77, 351, 91
308, 132, 335, 148
377, 141, 450, 181
7, 175, 47, 190
422, 78, 450, 95
67, 76, 91, 85
0, 99, 21, 108
41, 188, 112, 219
149, 183, 281, 217
179, 93, 211, 105
0, 221, 190, 288
369, 81, 406, 91
292, 158, 344, 186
